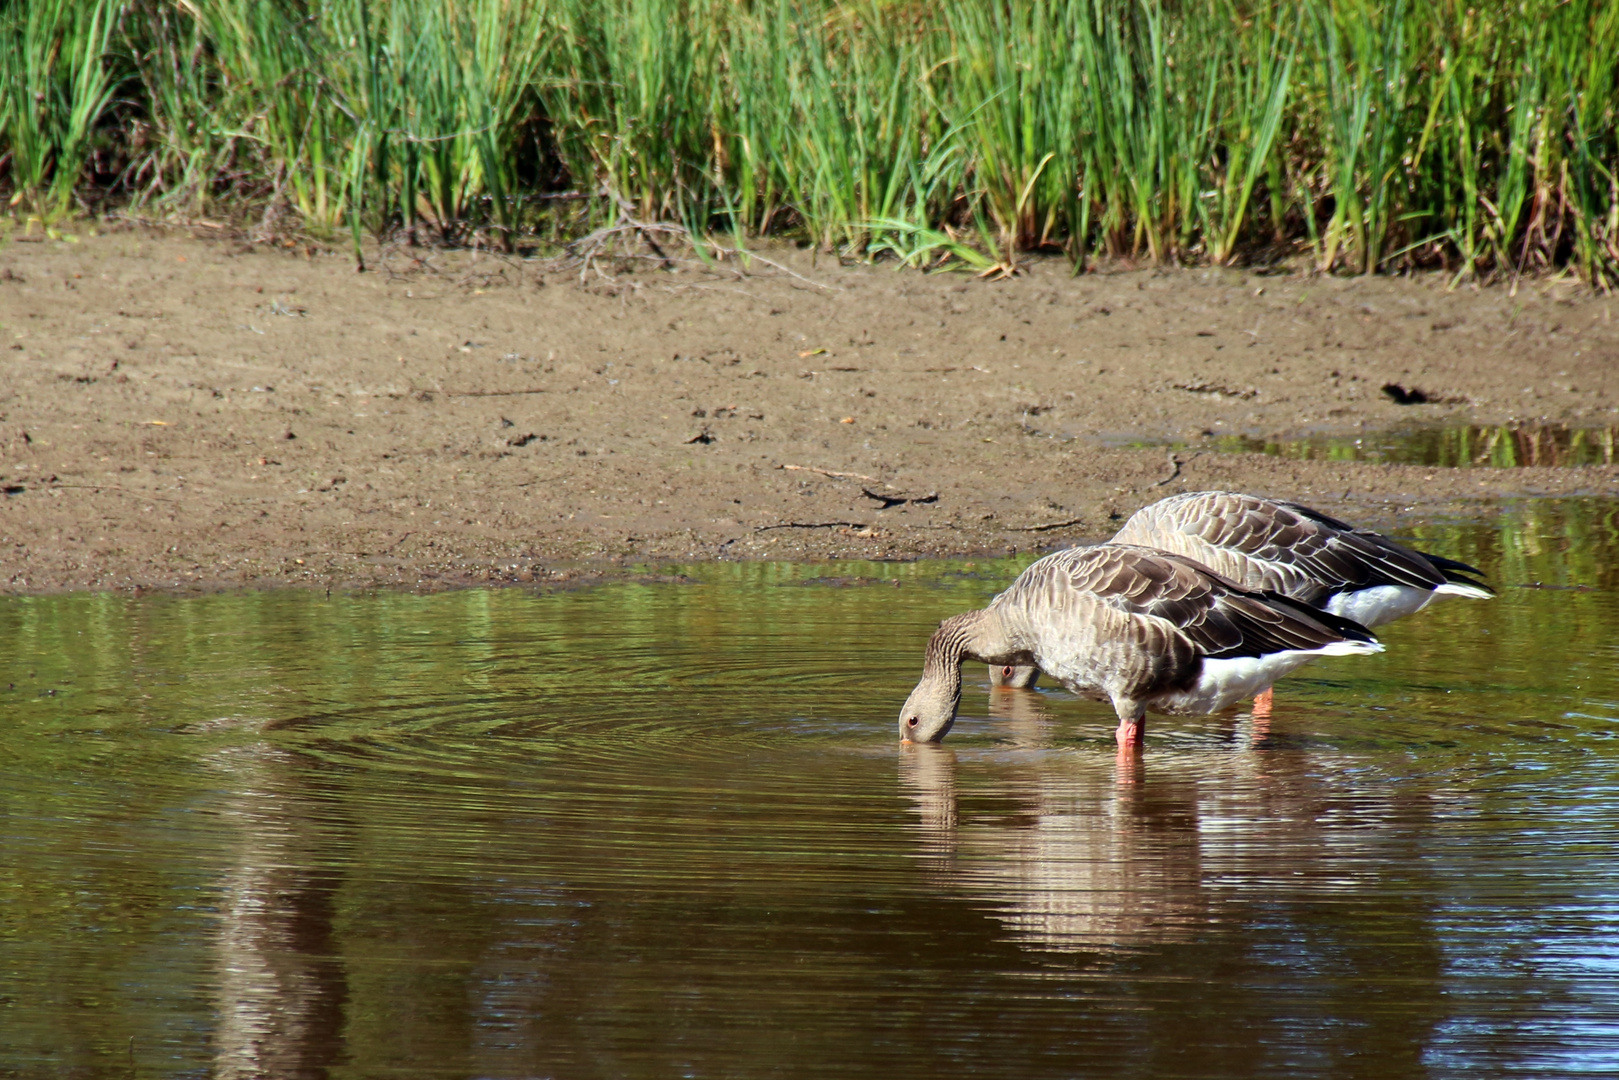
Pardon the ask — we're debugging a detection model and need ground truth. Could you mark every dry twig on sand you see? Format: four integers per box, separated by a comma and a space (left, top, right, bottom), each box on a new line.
755, 520, 868, 532
1013, 517, 1086, 532
778, 464, 879, 482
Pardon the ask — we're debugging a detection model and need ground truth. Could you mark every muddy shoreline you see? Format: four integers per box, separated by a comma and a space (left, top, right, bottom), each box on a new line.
1, 229, 1616, 595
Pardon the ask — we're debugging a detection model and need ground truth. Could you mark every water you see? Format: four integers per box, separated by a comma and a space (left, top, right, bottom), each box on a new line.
1117, 422, 1619, 468
3, 499, 1619, 1078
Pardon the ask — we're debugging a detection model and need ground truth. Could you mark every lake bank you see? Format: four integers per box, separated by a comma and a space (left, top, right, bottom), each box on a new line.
2, 230, 1616, 594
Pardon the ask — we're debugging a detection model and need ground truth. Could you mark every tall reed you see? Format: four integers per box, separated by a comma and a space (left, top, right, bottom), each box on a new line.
0, 0, 120, 217
329, 0, 551, 246
2, 0, 1615, 283
777, 3, 944, 251
943, 0, 1084, 261
121, 0, 221, 211
1201, 1, 1298, 265
543, 0, 725, 225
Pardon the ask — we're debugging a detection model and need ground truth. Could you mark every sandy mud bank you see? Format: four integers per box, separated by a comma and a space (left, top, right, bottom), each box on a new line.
1, 231, 1615, 593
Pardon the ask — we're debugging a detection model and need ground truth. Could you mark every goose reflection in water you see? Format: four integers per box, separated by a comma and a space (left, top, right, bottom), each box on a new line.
984, 682, 1059, 748
900, 741, 1207, 952
207, 741, 347, 1080
899, 701, 1438, 958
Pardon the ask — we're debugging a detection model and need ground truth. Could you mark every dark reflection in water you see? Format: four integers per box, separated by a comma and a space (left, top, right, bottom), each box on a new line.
1118, 422, 1619, 468
2, 499, 1618, 1078
899, 740, 1455, 1075
211, 746, 348, 1079
901, 742, 1210, 951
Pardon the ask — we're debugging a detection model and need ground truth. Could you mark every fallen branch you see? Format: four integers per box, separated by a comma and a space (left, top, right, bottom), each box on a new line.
44, 483, 182, 503
566, 213, 686, 282
1154, 452, 1183, 487
755, 520, 867, 532
1153, 450, 1200, 487
443, 387, 550, 398
778, 464, 880, 482
573, 219, 682, 268
1013, 517, 1086, 532
862, 486, 937, 509
564, 208, 840, 291
703, 240, 840, 292
1173, 381, 1257, 400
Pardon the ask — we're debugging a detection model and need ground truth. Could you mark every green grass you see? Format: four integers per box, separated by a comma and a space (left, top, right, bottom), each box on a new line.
1, 0, 1615, 283
0, 0, 120, 217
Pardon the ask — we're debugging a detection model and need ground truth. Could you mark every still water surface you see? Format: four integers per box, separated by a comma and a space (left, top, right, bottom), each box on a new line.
3, 499, 1618, 1078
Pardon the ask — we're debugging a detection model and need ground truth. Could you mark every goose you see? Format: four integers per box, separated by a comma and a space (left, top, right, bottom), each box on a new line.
901, 543, 1383, 749
988, 491, 1494, 700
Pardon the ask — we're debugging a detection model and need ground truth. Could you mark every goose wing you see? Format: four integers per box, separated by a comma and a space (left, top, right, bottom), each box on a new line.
1115, 490, 1471, 602
1278, 499, 1494, 595
999, 544, 1376, 662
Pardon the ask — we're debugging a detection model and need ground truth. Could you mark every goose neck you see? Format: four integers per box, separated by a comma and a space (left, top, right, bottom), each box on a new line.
928, 607, 1017, 670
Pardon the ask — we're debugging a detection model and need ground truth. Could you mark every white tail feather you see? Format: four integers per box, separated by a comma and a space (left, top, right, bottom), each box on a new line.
1314, 639, 1385, 656
1435, 582, 1493, 600
1173, 640, 1383, 714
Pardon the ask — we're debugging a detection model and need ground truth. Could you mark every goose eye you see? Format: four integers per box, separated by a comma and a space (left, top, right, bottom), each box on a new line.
1001, 666, 1014, 678
905, 717, 919, 728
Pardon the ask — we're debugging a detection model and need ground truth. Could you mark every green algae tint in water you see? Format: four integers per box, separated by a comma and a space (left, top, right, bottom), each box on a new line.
1121, 423, 1619, 469
3, 500, 1619, 1079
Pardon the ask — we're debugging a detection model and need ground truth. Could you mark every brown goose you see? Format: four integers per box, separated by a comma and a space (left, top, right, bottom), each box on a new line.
990, 491, 1493, 696
901, 543, 1382, 749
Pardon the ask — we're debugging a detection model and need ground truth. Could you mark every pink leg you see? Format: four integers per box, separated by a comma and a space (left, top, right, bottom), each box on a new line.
1251, 686, 1273, 744
1112, 698, 1147, 758
1115, 747, 1145, 787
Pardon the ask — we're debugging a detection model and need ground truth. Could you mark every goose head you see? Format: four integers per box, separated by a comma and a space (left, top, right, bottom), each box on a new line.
900, 608, 1017, 742
988, 663, 1040, 689
899, 673, 959, 743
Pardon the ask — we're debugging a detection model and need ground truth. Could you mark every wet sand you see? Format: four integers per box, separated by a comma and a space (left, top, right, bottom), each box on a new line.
1, 228, 1616, 593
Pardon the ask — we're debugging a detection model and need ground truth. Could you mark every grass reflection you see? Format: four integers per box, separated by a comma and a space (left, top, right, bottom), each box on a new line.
1128, 424, 1619, 469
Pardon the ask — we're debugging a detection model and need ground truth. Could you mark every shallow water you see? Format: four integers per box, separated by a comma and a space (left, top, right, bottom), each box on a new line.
3, 499, 1619, 1078
1120, 422, 1619, 468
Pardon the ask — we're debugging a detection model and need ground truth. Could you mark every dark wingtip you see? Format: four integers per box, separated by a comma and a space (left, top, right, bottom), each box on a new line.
1260, 589, 1380, 644
1443, 572, 1496, 596
1412, 550, 1495, 595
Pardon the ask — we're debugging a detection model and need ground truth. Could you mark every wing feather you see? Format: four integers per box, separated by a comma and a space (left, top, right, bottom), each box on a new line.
1114, 491, 1470, 602
994, 544, 1376, 665
1418, 550, 1496, 595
